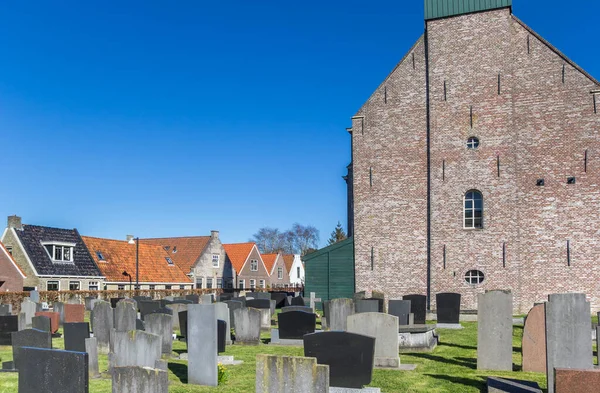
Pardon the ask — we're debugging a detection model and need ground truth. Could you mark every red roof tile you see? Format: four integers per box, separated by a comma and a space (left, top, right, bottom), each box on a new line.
140, 236, 210, 274
223, 243, 256, 274
261, 254, 278, 275
282, 254, 295, 275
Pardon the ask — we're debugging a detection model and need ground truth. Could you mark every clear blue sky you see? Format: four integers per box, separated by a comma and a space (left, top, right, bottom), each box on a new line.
0, 1, 597, 246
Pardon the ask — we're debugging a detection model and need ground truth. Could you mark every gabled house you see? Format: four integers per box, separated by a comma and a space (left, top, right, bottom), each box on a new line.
223, 242, 270, 290
262, 253, 291, 289
82, 236, 193, 290
141, 231, 234, 290
0, 241, 26, 291
283, 254, 304, 288
1, 216, 105, 291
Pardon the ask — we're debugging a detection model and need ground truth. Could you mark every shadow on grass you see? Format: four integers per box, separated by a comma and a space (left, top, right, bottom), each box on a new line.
409, 353, 476, 369
513, 346, 522, 354
168, 362, 188, 383
172, 348, 186, 355
438, 342, 476, 351
261, 338, 272, 344
424, 374, 486, 393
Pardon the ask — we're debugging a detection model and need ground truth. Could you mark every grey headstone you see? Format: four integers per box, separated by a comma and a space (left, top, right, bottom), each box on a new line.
347, 312, 401, 368
91, 300, 114, 353
388, 300, 411, 326
0, 315, 18, 345
17, 347, 88, 393
477, 290, 513, 371
28, 291, 40, 303
136, 319, 145, 331
214, 302, 231, 345
32, 316, 51, 333
85, 337, 99, 378
355, 300, 380, 314
200, 294, 213, 305
166, 304, 187, 331
112, 366, 169, 393
64, 322, 90, 353
256, 354, 329, 393
233, 307, 261, 345
138, 301, 160, 321
145, 313, 173, 355
188, 304, 217, 386
53, 302, 65, 325
328, 298, 355, 331
545, 293, 593, 393
84, 297, 97, 311
185, 294, 199, 304
12, 329, 52, 370
232, 296, 246, 307
110, 330, 162, 370
223, 300, 242, 331
18, 313, 27, 331
114, 301, 137, 332
0, 304, 12, 316
19, 299, 37, 328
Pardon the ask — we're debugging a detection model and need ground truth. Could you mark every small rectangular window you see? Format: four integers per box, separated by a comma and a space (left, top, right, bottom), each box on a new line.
250, 259, 258, 271
165, 285, 172, 289
69, 281, 80, 291
166, 257, 174, 265
117, 284, 125, 290
206, 278, 213, 289
6, 246, 12, 256
259, 279, 265, 289
47, 281, 59, 291
250, 279, 256, 289
297, 266, 300, 277
216, 278, 223, 288
179, 285, 185, 290
96, 251, 104, 261
196, 278, 203, 289
88, 281, 99, 291
149, 284, 155, 290
238, 279, 245, 289
212, 255, 220, 268
277, 267, 283, 279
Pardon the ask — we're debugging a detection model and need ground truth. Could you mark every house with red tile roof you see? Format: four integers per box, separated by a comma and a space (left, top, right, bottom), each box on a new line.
141, 231, 234, 290
261, 253, 290, 289
82, 236, 192, 290
223, 243, 270, 290
0, 241, 26, 292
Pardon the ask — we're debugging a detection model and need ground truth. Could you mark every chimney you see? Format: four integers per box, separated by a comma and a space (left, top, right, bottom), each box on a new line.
8, 215, 22, 230
126, 235, 134, 243
211, 230, 219, 239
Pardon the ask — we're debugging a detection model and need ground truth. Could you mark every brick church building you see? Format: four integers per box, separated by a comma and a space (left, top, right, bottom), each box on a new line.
347, 0, 600, 313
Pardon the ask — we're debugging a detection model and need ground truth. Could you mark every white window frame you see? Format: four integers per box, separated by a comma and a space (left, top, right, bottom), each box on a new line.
6, 246, 12, 256
250, 279, 256, 289
149, 284, 155, 290
117, 284, 125, 290
467, 136, 480, 149
212, 254, 220, 268
464, 190, 483, 229
196, 277, 203, 289
277, 267, 283, 279
41, 242, 76, 263
88, 281, 99, 291
69, 281, 80, 291
250, 259, 258, 271
259, 279, 265, 289
238, 279, 245, 289
47, 280, 60, 291
165, 257, 174, 265
206, 278, 213, 289
216, 278, 223, 288
465, 270, 485, 285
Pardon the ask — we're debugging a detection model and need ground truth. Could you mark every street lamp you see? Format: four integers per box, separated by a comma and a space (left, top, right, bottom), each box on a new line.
127, 235, 139, 290
122, 271, 132, 292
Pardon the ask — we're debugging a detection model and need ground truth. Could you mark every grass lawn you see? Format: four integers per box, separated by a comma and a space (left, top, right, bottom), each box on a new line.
0, 313, 556, 393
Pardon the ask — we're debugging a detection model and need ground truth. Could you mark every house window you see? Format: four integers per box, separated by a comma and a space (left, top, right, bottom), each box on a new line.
277, 267, 283, 279
43, 243, 75, 263
96, 251, 105, 261
6, 246, 12, 256
117, 284, 125, 290
88, 281, 99, 291
250, 279, 256, 289
173, 246, 177, 253
165, 257, 174, 265
238, 279, 245, 289
180, 285, 185, 290
259, 280, 265, 289
206, 278, 213, 289
467, 137, 480, 149
149, 284, 155, 290
196, 278, 203, 289
297, 267, 300, 277
217, 278, 223, 288
165, 285, 172, 289
464, 190, 483, 229
212, 255, 220, 268
47, 281, 59, 291
69, 281, 80, 291
250, 259, 258, 271
226, 279, 233, 289
465, 270, 485, 285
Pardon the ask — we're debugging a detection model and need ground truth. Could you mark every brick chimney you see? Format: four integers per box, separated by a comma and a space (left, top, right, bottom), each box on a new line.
211, 230, 219, 239
7, 215, 22, 230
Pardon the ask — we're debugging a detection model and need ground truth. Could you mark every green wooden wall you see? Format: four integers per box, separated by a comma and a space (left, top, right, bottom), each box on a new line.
303, 237, 354, 309
425, 0, 512, 21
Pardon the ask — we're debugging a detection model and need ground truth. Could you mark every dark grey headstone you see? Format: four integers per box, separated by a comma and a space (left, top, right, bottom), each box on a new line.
12, 329, 52, 370
436, 293, 461, 324
279, 311, 316, 339
232, 297, 247, 307
138, 301, 160, 321
185, 295, 199, 304
403, 294, 427, 325
218, 294, 233, 302
487, 377, 542, 393
149, 307, 173, 317
224, 300, 243, 330
2, 361, 14, 371
365, 298, 384, 313
218, 320, 226, 354
246, 292, 259, 299
158, 299, 173, 308
136, 319, 145, 331
133, 296, 152, 305
178, 311, 188, 338
32, 316, 51, 333
172, 300, 193, 305
63, 322, 90, 353
304, 331, 375, 389
281, 306, 313, 314
291, 297, 305, 306
53, 302, 65, 325
355, 300, 379, 314
0, 304, 11, 316
388, 300, 411, 326
110, 298, 125, 308
246, 299, 271, 309
271, 293, 287, 309
18, 347, 88, 393
0, 315, 18, 345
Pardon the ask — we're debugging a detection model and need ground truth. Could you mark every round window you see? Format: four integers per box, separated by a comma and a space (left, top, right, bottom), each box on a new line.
467, 137, 479, 149
465, 270, 484, 285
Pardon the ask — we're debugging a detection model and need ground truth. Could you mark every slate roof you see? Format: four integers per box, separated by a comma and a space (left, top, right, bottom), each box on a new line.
82, 236, 192, 283
282, 254, 295, 275
223, 242, 256, 274
14, 225, 103, 277
140, 236, 211, 274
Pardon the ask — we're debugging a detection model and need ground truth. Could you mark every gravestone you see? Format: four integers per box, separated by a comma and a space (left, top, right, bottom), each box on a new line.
53, 302, 65, 326
34, 312, 59, 334
347, 312, 402, 368
522, 304, 546, 373
282, 306, 313, 314
255, 292, 272, 300
133, 296, 152, 304
218, 320, 226, 353
304, 331, 375, 389
84, 297, 97, 311
32, 316, 51, 333
355, 299, 380, 314
166, 304, 187, 331
247, 300, 272, 329
111, 298, 125, 308
233, 307, 261, 345
0, 304, 12, 316
138, 301, 160, 321
18, 313, 27, 331
136, 319, 145, 331
149, 307, 173, 317
365, 298, 384, 313
178, 311, 188, 338
291, 296, 305, 306
0, 315, 18, 345
214, 302, 231, 345
246, 299, 271, 309
223, 300, 242, 331
110, 330, 162, 370
477, 290, 513, 371
85, 337, 99, 378
487, 377, 542, 393
218, 293, 233, 302
91, 300, 113, 353
328, 298, 355, 331
256, 354, 329, 393
200, 294, 213, 304
17, 347, 88, 393
158, 299, 173, 308
403, 294, 427, 325
12, 328, 52, 370
145, 313, 173, 355
309, 292, 321, 312
64, 322, 90, 353
185, 294, 200, 304
436, 293, 461, 324
115, 301, 137, 332
545, 293, 593, 393
232, 296, 247, 307
20, 299, 37, 328
64, 304, 85, 323
555, 368, 600, 393
279, 311, 316, 339
188, 304, 217, 386
29, 291, 40, 303
112, 366, 169, 393
271, 293, 287, 309
389, 300, 412, 326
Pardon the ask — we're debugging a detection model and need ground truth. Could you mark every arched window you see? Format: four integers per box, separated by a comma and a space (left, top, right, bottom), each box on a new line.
464, 190, 483, 228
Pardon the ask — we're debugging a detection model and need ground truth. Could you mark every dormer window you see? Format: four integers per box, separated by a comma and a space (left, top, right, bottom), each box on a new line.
42, 242, 75, 263
166, 257, 174, 265
172, 246, 177, 253
96, 251, 105, 261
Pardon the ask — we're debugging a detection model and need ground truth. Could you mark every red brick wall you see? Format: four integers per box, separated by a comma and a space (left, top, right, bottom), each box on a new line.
0, 246, 24, 292
352, 8, 600, 313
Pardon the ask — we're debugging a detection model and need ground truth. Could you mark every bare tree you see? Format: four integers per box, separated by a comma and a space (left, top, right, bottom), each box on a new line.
250, 227, 286, 254
250, 223, 320, 256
